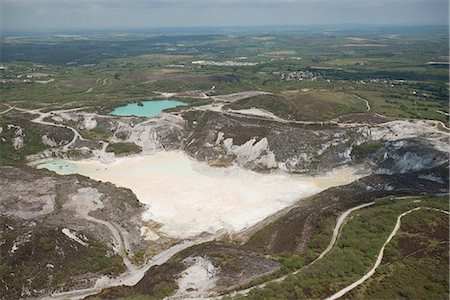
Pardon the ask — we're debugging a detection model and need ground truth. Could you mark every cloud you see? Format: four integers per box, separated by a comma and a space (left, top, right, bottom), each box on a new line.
2, 0, 446, 9
1, 0, 448, 29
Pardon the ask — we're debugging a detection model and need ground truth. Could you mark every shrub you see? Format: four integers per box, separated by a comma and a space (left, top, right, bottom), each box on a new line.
351, 141, 384, 160
106, 142, 142, 155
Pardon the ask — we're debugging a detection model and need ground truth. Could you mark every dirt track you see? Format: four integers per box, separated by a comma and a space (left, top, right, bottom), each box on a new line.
325, 206, 449, 300
224, 202, 376, 298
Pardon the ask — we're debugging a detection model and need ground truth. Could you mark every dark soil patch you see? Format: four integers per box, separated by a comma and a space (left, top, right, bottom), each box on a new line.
332, 112, 391, 124
91, 262, 184, 299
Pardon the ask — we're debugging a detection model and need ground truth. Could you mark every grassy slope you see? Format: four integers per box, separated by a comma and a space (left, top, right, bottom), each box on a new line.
348, 207, 449, 299
226, 91, 367, 121
236, 196, 449, 300
355, 90, 448, 122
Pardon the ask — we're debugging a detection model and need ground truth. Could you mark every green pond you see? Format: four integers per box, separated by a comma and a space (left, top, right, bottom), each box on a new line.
110, 100, 187, 117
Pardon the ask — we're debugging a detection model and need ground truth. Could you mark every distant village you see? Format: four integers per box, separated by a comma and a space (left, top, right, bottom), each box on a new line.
192, 60, 258, 67
0, 65, 55, 84
272, 70, 317, 81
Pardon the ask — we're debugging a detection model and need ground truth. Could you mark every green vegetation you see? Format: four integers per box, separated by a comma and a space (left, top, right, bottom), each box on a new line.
0, 114, 48, 165
235, 196, 448, 299
71, 255, 125, 276
39, 236, 55, 251
226, 91, 367, 121
0, 259, 10, 280
0, 28, 447, 299
131, 250, 146, 265
152, 281, 176, 299
351, 141, 385, 160
85, 234, 109, 249
120, 282, 175, 300
94, 281, 176, 300
0, 225, 127, 299
1, 26, 448, 124
164, 97, 214, 113
106, 142, 142, 155
123, 294, 161, 300
211, 251, 242, 272
80, 126, 111, 141
348, 207, 449, 299
233, 208, 336, 291
191, 112, 209, 132
355, 90, 448, 122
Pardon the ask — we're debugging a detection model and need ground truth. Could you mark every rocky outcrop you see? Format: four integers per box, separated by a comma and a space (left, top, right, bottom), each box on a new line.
369, 139, 449, 174
181, 110, 449, 174
18, 108, 447, 176
222, 136, 277, 169
41, 134, 58, 147
82, 114, 98, 130
122, 114, 187, 152
12, 135, 24, 150
183, 110, 360, 172
7, 124, 25, 150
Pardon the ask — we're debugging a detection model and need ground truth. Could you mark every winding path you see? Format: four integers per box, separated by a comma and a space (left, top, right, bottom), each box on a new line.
223, 204, 449, 300
436, 110, 450, 117
9, 106, 85, 150
314, 202, 375, 262
83, 214, 135, 272
224, 202, 376, 298
44, 234, 221, 300
84, 78, 109, 94
353, 94, 371, 111
325, 206, 449, 300
0, 106, 14, 115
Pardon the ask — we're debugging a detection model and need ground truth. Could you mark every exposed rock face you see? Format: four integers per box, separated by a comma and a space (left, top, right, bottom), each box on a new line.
182, 110, 449, 173
18, 108, 447, 175
91, 242, 280, 299
8, 125, 25, 150
82, 114, 98, 130
174, 256, 218, 298
121, 114, 187, 152
1, 175, 57, 219
20, 111, 187, 161
127, 126, 163, 151
42, 134, 58, 147
92, 147, 116, 163
1, 116, 74, 164
12, 135, 24, 150
223, 136, 277, 169
358, 119, 449, 153
67, 113, 188, 153
182, 111, 359, 172
370, 139, 449, 174
63, 187, 105, 217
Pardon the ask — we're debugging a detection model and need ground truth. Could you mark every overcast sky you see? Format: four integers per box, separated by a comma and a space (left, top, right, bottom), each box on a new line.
1, 0, 448, 30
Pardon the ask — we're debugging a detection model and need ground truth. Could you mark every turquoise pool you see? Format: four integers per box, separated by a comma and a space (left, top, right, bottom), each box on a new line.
110, 100, 187, 117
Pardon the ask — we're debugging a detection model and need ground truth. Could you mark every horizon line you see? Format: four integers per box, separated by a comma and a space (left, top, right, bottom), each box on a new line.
1, 23, 449, 32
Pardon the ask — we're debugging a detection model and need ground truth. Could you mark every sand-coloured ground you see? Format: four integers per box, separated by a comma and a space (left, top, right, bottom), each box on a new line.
38, 151, 363, 238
